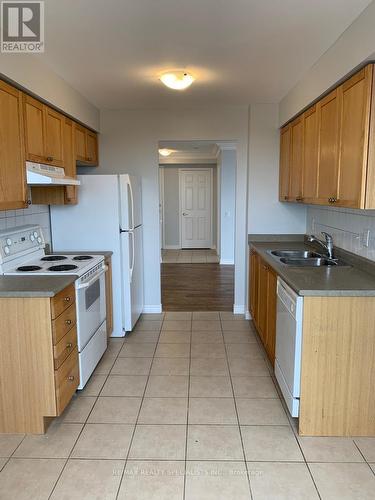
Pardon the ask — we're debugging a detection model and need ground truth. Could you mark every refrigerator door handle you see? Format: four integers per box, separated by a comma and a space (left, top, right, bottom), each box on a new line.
129, 231, 135, 283
128, 179, 135, 231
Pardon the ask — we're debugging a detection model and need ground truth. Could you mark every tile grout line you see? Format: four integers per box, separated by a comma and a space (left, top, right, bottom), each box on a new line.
183, 316, 193, 500
114, 313, 165, 500
250, 318, 323, 500
219, 314, 254, 500
47, 335, 127, 499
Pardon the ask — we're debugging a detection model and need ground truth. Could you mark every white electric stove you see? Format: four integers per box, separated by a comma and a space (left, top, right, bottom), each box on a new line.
0, 224, 107, 389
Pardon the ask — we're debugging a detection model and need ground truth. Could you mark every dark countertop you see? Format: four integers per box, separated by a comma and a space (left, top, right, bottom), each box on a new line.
0, 275, 77, 298
248, 235, 375, 297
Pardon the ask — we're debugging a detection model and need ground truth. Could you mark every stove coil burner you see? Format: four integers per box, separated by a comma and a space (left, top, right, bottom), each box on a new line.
48, 264, 79, 272
73, 255, 94, 261
41, 256, 68, 262
17, 265, 43, 272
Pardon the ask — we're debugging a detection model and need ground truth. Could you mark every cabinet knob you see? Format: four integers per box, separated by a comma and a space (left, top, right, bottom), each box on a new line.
27, 199, 32, 205
296, 196, 303, 202
46, 156, 54, 162
64, 296, 71, 302
284, 196, 289, 200
66, 342, 73, 349
65, 319, 72, 325
87, 156, 93, 161
67, 375, 75, 381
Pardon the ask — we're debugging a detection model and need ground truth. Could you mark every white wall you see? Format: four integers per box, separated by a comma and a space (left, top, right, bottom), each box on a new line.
219, 149, 236, 264
248, 103, 307, 234
279, 1, 375, 125
99, 106, 249, 313
307, 206, 375, 261
162, 167, 180, 248
0, 54, 99, 130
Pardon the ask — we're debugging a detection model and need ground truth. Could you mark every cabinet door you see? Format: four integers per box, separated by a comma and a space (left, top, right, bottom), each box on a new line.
257, 258, 268, 344
289, 116, 304, 201
23, 94, 45, 162
302, 105, 318, 203
86, 130, 98, 165
44, 106, 64, 167
249, 251, 259, 322
279, 125, 291, 201
316, 89, 341, 204
75, 124, 87, 162
63, 118, 78, 205
0, 82, 27, 210
337, 66, 372, 208
266, 267, 277, 366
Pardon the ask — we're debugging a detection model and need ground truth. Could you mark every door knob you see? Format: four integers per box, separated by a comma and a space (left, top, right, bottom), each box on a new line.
182, 212, 188, 216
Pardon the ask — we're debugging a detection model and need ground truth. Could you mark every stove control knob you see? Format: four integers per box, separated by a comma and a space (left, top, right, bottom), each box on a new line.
4, 246, 10, 255
33, 231, 38, 238
30, 234, 35, 242
37, 237, 42, 244
6, 238, 12, 246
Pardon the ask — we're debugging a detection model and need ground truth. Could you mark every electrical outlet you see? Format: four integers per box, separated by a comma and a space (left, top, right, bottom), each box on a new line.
362, 229, 370, 247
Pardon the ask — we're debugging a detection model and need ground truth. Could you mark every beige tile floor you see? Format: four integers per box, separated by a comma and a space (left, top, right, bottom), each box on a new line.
0, 311, 374, 499
162, 249, 220, 263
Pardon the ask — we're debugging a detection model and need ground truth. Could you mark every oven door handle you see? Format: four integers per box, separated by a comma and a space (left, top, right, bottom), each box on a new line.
77, 266, 108, 289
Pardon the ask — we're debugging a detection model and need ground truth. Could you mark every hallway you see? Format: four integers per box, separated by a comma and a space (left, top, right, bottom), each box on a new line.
161, 263, 234, 311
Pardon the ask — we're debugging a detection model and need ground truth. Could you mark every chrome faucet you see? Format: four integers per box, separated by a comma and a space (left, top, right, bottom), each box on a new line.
307, 232, 334, 259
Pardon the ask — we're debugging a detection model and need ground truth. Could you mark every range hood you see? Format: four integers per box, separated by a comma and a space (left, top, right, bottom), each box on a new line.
26, 162, 81, 186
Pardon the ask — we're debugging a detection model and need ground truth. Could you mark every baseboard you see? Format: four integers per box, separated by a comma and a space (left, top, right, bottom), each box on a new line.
163, 245, 180, 250
143, 304, 163, 313
233, 304, 246, 315
220, 259, 234, 265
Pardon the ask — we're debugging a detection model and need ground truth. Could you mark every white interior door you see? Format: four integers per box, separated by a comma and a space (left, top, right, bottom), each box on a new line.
180, 169, 212, 248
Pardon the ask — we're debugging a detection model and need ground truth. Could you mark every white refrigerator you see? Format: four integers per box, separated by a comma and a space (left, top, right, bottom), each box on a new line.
50, 174, 144, 337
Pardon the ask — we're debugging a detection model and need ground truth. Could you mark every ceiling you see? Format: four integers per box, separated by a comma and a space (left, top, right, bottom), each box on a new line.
158, 141, 220, 164
38, 0, 372, 109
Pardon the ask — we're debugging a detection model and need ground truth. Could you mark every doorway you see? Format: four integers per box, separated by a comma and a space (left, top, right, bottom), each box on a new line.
158, 141, 236, 311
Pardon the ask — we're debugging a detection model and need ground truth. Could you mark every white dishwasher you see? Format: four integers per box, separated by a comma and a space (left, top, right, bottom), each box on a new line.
275, 278, 303, 417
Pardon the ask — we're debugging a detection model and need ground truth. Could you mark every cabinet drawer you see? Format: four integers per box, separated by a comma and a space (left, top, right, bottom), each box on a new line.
55, 347, 79, 415
51, 284, 75, 320
54, 326, 78, 370
52, 302, 76, 344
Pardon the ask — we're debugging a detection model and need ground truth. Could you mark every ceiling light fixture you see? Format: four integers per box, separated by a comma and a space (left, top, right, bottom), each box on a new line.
159, 148, 172, 157
160, 71, 195, 90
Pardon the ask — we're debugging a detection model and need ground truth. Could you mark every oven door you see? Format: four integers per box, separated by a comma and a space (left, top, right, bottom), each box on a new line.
76, 267, 107, 351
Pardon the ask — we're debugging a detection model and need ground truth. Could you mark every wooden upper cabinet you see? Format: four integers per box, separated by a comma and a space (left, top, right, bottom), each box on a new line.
24, 95, 64, 167
23, 94, 44, 162
302, 105, 318, 203
86, 130, 98, 164
44, 107, 64, 167
316, 88, 341, 204
74, 124, 87, 162
63, 118, 78, 205
279, 125, 291, 201
0, 81, 27, 210
289, 116, 304, 201
337, 66, 372, 208
75, 123, 98, 166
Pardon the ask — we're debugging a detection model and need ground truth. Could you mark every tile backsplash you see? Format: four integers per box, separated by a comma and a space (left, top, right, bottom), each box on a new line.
307, 206, 375, 261
0, 205, 51, 246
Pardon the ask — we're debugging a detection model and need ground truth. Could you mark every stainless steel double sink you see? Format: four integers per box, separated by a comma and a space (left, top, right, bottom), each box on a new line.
267, 249, 351, 267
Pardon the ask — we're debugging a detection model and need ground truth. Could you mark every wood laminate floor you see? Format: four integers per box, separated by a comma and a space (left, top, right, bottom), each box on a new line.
161, 263, 234, 311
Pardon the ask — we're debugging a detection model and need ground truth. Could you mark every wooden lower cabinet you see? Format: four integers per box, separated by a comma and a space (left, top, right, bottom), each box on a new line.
0, 284, 79, 434
249, 249, 277, 366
